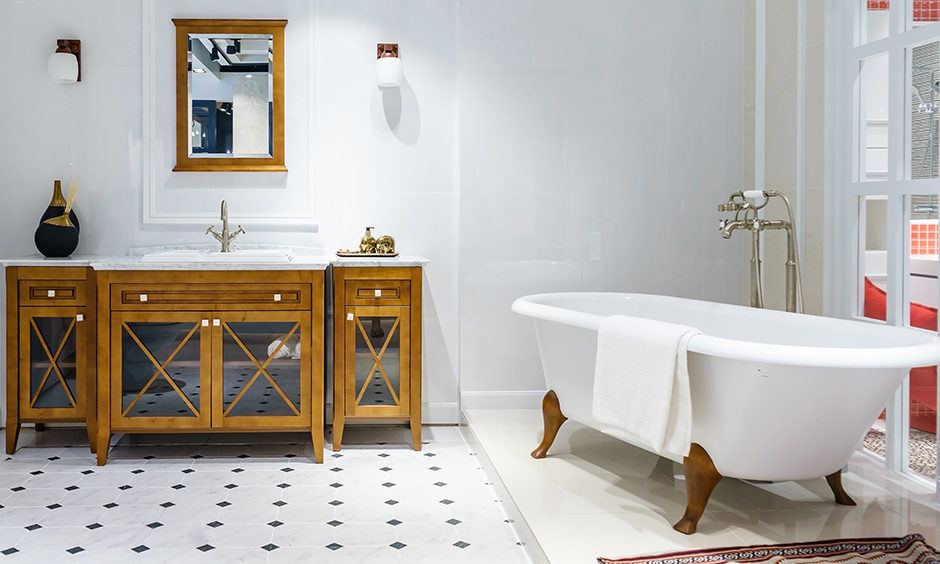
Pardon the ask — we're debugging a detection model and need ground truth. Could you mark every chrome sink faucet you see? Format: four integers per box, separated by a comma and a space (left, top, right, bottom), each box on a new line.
206, 200, 245, 252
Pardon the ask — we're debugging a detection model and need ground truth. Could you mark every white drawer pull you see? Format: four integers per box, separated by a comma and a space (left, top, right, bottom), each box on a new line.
76, 314, 84, 322
374, 289, 382, 297
347, 313, 354, 321
213, 319, 220, 326
202, 319, 209, 327
47, 290, 56, 298
140, 294, 148, 302
274, 294, 281, 302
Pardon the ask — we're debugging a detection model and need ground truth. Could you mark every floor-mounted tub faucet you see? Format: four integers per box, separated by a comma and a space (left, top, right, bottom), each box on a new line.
718, 190, 803, 313
206, 200, 245, 252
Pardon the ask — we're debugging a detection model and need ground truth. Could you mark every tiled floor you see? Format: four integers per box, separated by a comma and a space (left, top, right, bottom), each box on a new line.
0, 426, 530, 563
464, 409, 940, 564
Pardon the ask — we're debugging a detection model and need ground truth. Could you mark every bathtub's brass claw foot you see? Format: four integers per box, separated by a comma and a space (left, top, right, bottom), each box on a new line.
673, 443, 723, 535
531, 390, 567, 459
825, 470, 856, 506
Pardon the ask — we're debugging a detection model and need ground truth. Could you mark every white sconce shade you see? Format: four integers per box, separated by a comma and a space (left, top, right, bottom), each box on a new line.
376, 43, 402, 88
48, 39, 81, 83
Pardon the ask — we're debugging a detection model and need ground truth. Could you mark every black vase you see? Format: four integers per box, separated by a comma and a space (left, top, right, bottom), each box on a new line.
34, 222, 79, 258
34, 180, 80, 258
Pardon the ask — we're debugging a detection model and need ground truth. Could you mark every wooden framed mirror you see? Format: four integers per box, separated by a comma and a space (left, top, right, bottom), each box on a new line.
173, 19, 287, 172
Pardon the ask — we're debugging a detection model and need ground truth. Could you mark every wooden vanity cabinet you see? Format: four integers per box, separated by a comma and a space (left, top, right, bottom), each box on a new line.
96, 270, 325, 465
332, 266, 422, 451
5, 266, 96, 453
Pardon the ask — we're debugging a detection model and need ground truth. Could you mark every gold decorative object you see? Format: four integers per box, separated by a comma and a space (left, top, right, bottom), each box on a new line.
337, 227, 398, 257
359, 226, 376, 253
375, 235, 395, 254
43, 178, 79, 227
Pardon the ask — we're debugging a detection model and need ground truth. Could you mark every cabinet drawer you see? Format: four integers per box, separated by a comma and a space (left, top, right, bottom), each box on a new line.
111, 283, 310, 311
344, 280, 411, 306
19, 280, 86, 306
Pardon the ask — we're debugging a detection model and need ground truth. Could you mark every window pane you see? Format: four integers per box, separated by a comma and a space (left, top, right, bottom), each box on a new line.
908, 195, 938, 478
911, 41, 940, 179
863, 196, 889, 321
911, 0, 940, 30
862, 0, 890, 44
861, 195, 889, 460
862, 54, 890, 181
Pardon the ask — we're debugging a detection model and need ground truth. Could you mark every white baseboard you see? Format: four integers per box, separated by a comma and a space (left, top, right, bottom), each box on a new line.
460, 390, 546, 410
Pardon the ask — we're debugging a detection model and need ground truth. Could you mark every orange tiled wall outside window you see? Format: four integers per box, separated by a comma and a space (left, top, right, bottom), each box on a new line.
911, 220, 939, 255
868, 0, 940, 22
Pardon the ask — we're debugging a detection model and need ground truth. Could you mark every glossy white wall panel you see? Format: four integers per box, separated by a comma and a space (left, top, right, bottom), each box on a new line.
459, 314, 546, 393
457, 0, 745, 406
0, 0, 746, 417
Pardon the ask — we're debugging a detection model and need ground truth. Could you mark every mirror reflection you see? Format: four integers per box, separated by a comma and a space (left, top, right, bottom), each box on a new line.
173, 19, 286, 172
189, 34, 273, 157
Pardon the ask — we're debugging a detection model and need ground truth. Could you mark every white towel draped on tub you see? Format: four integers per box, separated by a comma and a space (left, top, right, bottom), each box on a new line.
592, 314, 701, 457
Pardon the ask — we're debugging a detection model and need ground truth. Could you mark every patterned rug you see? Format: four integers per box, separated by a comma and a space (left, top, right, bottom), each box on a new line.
598, 534, 940, 564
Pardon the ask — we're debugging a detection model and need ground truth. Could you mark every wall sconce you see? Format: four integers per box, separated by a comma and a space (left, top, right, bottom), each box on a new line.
48, 39, 81, 83
376, 43, 402, 88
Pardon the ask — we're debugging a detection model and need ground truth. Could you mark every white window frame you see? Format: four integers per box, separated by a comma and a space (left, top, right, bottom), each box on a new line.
828, 0, 940, 493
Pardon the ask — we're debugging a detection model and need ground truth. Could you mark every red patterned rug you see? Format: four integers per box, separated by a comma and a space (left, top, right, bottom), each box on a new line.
598, 534, 940, 564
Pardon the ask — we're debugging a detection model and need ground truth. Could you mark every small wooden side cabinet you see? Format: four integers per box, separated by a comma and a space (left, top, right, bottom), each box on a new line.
5, 266, 96, 453
332, 264, 423, 450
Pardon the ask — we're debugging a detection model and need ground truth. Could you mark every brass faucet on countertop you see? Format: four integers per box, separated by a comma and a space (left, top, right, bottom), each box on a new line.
206, 200, 245, 252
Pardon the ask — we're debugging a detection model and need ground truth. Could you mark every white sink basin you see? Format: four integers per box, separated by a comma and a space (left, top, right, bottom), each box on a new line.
139, 249, 293, 263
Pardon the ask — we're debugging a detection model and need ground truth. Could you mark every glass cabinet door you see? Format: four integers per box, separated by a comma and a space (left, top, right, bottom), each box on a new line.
111, 313, 210, 429
20, 308, 85, 416
214, 312, 311, 427
344, 306, 410, 417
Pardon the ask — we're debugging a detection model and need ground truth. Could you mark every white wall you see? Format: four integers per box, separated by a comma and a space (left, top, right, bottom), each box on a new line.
458, 0, 746, 407
0, 0, 744, 423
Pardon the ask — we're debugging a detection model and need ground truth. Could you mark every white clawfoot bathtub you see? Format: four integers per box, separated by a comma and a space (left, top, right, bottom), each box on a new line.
512, 292, 940, 533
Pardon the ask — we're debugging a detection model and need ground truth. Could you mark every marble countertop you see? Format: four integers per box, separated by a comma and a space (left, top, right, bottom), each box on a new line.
0, 254, 116, 267
331, 254, 429, 267
96, 245, 331, 271
2, 247, 427, 270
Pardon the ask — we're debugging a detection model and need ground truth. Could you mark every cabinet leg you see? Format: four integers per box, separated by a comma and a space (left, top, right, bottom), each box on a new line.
87, 425, 97, 454
311, 429, 324, 464
34, 423, 45, 432
332, 421, 344, 452
95, 432, 110, 466
411, 415, 422, 451
5, 423, 21, 455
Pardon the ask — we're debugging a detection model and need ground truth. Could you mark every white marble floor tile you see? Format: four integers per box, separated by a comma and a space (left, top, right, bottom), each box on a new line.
1, 425, 530, 563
